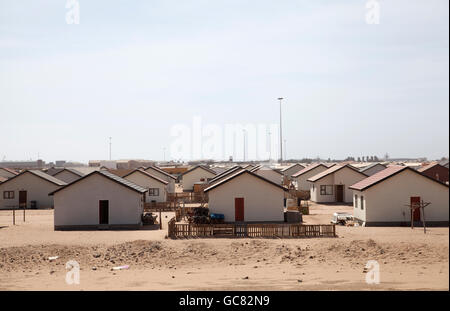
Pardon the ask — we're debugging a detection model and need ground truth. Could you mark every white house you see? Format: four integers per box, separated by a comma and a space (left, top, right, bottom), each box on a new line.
51, 170, 147, 230
280, 163, 305, 177
0, 167, 18, 179
308, 164, 367, 203
144, 166, 176, 193
250, 166, 283, 185
123, 169, 168, 202
204, 170, 287, 222
181, 165, 217, 192
350, 166, 449, 226
51, 168, 84, 183
292, 163, 331, 191
0, 170, 66, 209
359, 163, 387, 176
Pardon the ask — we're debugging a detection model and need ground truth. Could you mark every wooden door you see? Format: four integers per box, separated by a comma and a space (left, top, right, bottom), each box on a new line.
411, 196, 421, 221
235, 198, 244, 222
99, 200, 109, 224
19, 191, 27, 208
336, 185, 344, 202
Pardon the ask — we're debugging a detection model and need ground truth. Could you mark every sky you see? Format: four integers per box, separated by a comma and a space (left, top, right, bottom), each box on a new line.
0, 0, 448, 163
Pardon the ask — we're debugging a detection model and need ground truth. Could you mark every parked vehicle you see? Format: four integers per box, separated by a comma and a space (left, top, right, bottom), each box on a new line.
331, 212, 353, 225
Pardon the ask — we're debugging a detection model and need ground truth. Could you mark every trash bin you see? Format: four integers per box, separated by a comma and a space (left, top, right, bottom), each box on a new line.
30, 201, 37, 209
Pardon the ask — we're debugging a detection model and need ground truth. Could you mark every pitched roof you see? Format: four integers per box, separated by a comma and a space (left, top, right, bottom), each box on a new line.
53, 168, 84, 177
181, 165, 217, 176
208, 165, 242, 183
122, 169, 169, 185
49, 170, 147, 195
291, 163, 329, 178
251, 165, 283, 175
204, 169, 288, 193
359, 162, 387, 173
208, 167, 246, 186
0, 176, 7, 183
307, 164, 367, 182
0, 167, 19, 175
145, 166, 177, 180
349, 166, 449, 191
0, 170, 67, 187
417, 162, 446, 173
281, 163, 305, 172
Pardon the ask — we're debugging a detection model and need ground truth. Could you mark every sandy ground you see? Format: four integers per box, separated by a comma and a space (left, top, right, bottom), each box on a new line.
0, 203, 448, 291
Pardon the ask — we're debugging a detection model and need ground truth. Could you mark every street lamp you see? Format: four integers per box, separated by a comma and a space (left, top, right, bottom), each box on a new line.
277, 97, 283, 164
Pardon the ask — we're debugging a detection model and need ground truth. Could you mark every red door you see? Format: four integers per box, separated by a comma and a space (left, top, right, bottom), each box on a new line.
235, 198, 244, 222
411, 196, 421, 221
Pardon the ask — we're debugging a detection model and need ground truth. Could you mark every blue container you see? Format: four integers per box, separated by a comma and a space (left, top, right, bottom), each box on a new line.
210, 213, 224, 219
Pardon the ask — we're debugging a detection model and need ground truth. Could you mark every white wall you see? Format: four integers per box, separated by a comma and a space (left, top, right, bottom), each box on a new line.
53, 170, 81, 183
310, 174, 335, 203
124, 171, 167, 202
182, 167, 216, 191
353, 169, 449, 224
0, 172, 62, 209
54, 173, 143, 227
295, 165, 329, 191
208, 173, 285, 222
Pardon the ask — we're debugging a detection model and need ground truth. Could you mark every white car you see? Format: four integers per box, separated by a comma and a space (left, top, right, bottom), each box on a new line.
331, 212, 353, 225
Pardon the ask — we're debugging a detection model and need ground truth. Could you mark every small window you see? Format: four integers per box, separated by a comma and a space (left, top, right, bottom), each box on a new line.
320, 185, 333, 195
360, 196, 364, 210
3, 191, 14, 199
354, 194, 358, 208
149, 188, 160, 196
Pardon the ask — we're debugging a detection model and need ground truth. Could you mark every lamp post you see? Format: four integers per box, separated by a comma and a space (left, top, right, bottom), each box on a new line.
277, 97, 283, 164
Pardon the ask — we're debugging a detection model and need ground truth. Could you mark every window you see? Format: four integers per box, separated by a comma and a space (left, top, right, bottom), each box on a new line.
3, 191, 14, 199
360, 196, 364, 210
149, 188, 159, 196
354, 195, 358, 208
320, 185, 333, 195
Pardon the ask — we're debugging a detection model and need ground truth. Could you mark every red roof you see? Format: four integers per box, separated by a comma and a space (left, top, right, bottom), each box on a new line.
349, 166, 406, 191
417, 162, 443, 173
307, 164, 365, 182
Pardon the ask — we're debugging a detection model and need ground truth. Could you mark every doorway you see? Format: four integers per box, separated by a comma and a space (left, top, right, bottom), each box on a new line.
19, 191, 27, 208
235, 198, 244, 222
411, 196, 421, 221
336, 185, 344, 202
99, 200, 109, 224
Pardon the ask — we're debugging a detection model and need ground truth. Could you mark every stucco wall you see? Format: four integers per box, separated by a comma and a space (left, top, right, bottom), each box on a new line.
53, 170, 81, 183
124, 172, 167, 202
54, 173, 143, 227
310, 174, 335, 203
295, 166, 329, 191
182, 168, 216, 191
208, 173, 285, 222
353, 169, 449, 224
144, 167, 175, 193
0, 172, 62, 209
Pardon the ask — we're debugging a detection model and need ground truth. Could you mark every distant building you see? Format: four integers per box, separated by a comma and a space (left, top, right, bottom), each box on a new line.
292, 163, 331, 191
51, 168, 84, 184
180, 165, 217, 192
123, 169, 169, 203
280, 163, 306, 177
0, 160, 45, 169
250, 166, 284, 185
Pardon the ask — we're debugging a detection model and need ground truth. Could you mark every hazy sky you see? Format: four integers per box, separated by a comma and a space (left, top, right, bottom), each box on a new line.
0, 0, 448, 163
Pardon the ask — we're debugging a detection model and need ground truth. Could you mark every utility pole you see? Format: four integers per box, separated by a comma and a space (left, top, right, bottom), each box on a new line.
278, 97, 284, 164
284, 139, 287, 161
109, 137, 112, 160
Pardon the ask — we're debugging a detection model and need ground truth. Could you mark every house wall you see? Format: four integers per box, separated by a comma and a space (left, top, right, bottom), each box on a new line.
334, 168, 367, 203
208, 173, 285, 222
0, 172, 62, 209
353, 169, 449, 225
362, 164, 386, 176
53, 170, 81, 183
123, 172, 167, 202
295, 166, 329, 191
182, 168, 216, 191
254, 169, 282, 185
310, 174, 335, 203
144, 167, 175, 193
352, 190, 366, 222
54, 173, 143, 227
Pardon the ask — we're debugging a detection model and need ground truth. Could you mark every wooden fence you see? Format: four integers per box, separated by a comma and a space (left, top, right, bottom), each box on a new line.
167, 220, 335, 239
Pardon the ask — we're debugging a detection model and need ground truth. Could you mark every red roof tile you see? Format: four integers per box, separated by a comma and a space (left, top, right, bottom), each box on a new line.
349, 166, 407, 191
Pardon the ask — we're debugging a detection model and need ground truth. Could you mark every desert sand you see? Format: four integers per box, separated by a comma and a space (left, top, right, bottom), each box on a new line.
0, 204, 448, 291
